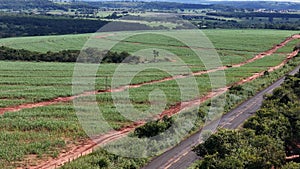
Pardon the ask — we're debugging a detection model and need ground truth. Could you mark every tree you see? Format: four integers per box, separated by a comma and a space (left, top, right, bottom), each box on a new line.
133, 116, 174, 138
153, 50, 159, 62
194, 129, 285, 169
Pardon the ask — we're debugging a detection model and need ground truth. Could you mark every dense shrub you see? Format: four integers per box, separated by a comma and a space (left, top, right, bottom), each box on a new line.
134, 116, 174, 138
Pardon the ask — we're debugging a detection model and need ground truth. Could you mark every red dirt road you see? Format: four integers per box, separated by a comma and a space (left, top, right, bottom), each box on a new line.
93, 34, 115, 39
32, 121, 145, 169
0, 91, 98, 114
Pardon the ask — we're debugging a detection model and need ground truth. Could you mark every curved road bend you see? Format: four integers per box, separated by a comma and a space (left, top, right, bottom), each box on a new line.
142, 64, 300, 169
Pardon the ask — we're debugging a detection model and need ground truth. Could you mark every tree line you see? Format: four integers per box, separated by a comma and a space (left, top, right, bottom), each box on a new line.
0, 46, 138, 64
0, 13, 160, 38
193, 67, 300, 168
0, 0, 66, 10
207, 12, 300, 19
196, 20, 300, 30
0, 14, 109, 38
184, 14, 300, 30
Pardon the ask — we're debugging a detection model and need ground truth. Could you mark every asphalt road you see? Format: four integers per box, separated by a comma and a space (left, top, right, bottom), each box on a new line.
142, 64, 300, 169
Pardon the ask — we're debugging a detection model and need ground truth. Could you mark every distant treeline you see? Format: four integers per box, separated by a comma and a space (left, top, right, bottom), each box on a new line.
197, 20, 300, 30
0, 0, 234, 13
207, 12, 300, 19
0, 46, 138, 63
0, 13, 162, 38
0, 46, 79, 62
85, 1, 234, 11
0, 0, 65, 10
184, 14, 300, 30
0, 14, 109, 38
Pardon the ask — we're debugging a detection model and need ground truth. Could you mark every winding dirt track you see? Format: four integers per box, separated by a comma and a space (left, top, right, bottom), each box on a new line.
1, 34, 299, 168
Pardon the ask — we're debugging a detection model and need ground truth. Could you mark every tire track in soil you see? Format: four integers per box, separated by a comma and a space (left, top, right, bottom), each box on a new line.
2, 35, 300, 168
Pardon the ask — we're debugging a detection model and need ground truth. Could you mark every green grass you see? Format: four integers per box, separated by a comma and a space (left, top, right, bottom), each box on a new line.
61, 149, 147, 169
203, 29, 299, 52
0, 29, 297, 52
276, 39, 300, 53
0, 103, 86, 168
0, 61, 74, 107
244, 53, 286, 67
0, 34, 90, 52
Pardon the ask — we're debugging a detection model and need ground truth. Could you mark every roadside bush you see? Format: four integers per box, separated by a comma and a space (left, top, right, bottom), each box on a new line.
133, 116, 174, 138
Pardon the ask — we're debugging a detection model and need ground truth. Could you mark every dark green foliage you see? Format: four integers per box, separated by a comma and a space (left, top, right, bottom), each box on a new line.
229, 85, 243, 94
134, 116, 174, 138
102, 51, 136, 64
0, 46, 138, 63
244, 70, 300, 161
79, 49, 139, 63
0, 0, 66, 10
186, 11, 300, 30
0, 46, 79, 62
244, 109, 291, 142
91, 157, 110, 168
193, 19, 300, 30
194, 130, 240, 158
86, 1, 227, 11
202, 12, 300, 30
263, 70, 270, 76
0, 13, 109, 38
194, 129, 285, 169
212, 1, 300, 11
105, 12, 121, 19
207, 12, 300, 19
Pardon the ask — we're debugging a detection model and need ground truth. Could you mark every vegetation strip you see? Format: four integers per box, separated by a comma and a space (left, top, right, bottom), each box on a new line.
32, 41, 300, 168
192, 66, 300, 169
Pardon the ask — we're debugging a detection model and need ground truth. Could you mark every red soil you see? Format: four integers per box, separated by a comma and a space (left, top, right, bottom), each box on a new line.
93, 34, 115, 39
286, 155, 300, 160
32, 121, 145, 169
